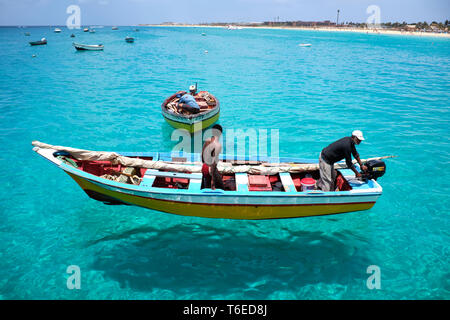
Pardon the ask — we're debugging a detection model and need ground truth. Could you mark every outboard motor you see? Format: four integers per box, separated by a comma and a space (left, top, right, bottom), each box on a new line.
361, 159, 386, 181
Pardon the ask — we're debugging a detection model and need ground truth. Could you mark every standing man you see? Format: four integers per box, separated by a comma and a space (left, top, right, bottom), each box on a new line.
317, 130, 368, 191
201, 124, 224, 190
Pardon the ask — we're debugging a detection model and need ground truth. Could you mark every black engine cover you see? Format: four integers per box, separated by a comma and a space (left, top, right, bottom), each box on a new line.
364, 159, 386, 180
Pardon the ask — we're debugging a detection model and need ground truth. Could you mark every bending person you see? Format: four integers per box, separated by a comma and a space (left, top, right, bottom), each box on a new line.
177, 92, 200, 114
317, 130, 368, 191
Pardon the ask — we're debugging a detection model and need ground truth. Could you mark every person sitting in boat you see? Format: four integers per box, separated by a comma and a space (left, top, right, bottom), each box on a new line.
201, 124, 224, 190
176, 92, 200, 114
316, 130, 368, 191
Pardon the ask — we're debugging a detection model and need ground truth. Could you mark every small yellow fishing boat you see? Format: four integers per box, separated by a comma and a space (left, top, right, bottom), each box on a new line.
161, 84, 220, 133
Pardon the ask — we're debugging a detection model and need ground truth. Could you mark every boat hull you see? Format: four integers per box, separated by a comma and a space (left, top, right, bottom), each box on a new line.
74, 46, 104, 51
162, 110, 220, 133
33, 145, 383, 220
67, 172, 377, 220
75, 47, 103, 51
73, 43, 104, 51
29, 41, 47, 46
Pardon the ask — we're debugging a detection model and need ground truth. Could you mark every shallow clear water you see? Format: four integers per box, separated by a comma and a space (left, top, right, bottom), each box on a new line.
0, 26, 449, 299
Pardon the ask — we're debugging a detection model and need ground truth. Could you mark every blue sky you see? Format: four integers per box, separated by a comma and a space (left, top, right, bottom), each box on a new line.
0, 0, 448, 26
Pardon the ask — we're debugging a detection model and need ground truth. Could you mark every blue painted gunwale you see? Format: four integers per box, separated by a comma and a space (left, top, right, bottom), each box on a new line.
51, 150, 382, 201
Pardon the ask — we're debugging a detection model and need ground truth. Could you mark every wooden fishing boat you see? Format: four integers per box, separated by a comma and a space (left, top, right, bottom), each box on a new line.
32, 141, 387, 220
161, 86, 220, 133
29, 38, 47, 46
73, 42, 104, 51
125, 36, 135, 43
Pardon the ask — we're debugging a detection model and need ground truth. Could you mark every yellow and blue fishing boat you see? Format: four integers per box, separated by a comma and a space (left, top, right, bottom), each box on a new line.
161, 85, 220, 133
32, 141, 387, 220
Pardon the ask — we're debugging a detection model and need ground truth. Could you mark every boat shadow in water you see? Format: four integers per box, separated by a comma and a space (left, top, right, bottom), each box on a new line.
90, 223, 372, 298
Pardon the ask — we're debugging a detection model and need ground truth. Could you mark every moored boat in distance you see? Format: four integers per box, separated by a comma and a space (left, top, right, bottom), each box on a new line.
73, 42, 104, 51
32, 141, 388, 220
54, 28, 62, 33
125, 36, 135, 43
29, 38, 47, 46
299, 43, 312, 47
112, 26, 118, 30
70, 34, 75, 38
83, 28, 89, 32
161, 84, 220, 133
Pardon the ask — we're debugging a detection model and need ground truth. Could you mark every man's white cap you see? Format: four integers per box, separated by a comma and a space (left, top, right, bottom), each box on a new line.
352, 130, 365, 141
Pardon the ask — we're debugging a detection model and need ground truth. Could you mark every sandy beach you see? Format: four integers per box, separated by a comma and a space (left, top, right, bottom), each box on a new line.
142, 24, 450, 38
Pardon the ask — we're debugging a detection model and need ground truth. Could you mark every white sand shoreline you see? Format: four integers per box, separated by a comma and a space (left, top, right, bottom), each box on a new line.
141, 24, 450, 39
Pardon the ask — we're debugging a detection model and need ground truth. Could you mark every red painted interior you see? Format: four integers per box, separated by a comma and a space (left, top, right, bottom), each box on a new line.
248, 175, 272, 191
68, 157, 150, 180
62, 156, 351, 193
152, 176, 190, 189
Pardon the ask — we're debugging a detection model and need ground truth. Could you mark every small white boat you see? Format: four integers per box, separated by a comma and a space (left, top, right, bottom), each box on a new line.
299, 43, 312, 47
73, 42, 104, 51
89, 29, 95, 33
112, 26, 118, 30
54, 28, 62, 33
83, 28, 89, 32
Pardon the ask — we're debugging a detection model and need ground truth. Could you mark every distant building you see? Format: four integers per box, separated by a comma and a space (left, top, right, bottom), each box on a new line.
262, 20, 336, 27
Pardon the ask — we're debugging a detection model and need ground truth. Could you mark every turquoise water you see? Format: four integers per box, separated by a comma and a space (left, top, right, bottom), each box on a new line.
0, 26, 449, 299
